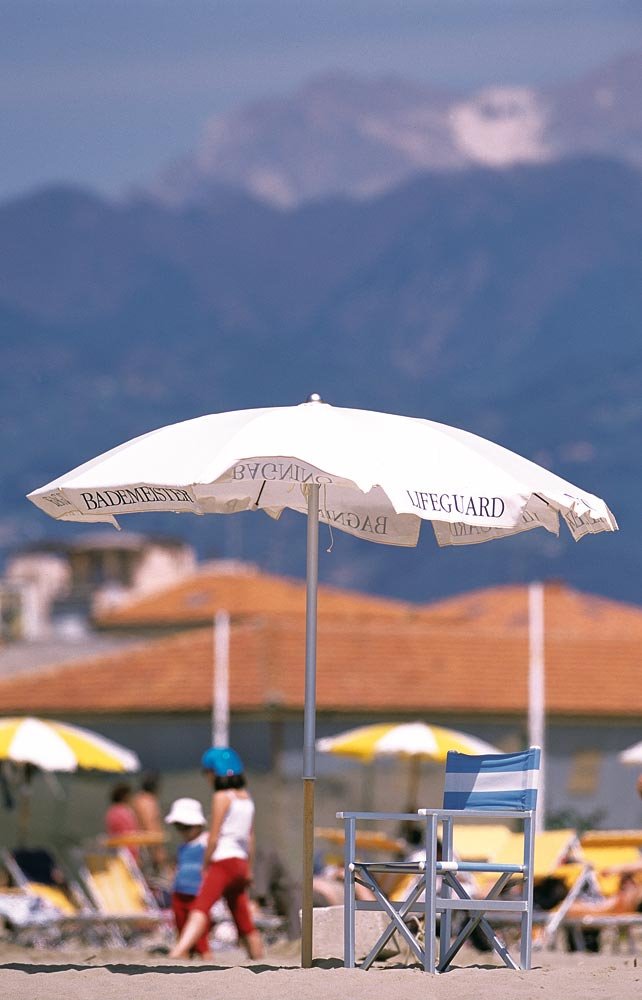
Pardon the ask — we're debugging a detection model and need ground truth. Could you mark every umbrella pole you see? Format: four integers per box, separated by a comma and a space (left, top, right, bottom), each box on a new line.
302, 483, 320, 968
17, 763, 34, 846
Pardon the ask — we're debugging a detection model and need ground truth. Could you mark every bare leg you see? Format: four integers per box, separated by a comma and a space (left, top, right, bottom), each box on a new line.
568, 891, 642, 918
169, 909, 209, 958
241, 929, 265, 960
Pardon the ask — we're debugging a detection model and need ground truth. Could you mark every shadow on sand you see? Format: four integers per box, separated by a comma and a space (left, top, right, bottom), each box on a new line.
0, 958, 347, 976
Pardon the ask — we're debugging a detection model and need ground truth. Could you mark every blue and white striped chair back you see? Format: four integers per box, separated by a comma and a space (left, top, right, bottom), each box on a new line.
442, 747, 540, 813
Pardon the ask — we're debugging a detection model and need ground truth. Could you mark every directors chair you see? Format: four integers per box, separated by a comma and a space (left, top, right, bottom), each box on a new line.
339, 746, 540, 973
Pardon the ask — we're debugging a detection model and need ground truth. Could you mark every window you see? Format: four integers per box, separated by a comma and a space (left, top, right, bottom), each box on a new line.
567, 750, 601, 796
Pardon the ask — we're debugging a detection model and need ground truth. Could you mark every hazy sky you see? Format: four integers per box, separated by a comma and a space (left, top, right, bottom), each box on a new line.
2, 0, 641, 201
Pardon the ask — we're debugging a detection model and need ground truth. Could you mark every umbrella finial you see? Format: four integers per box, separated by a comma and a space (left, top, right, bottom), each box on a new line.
305, 393, 323, 403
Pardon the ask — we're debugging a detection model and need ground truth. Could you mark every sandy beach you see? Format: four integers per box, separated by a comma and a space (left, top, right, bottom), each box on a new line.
1, 939, 640, 1000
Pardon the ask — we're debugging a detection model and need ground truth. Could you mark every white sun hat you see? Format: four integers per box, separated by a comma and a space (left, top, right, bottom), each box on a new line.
165, 797, 207, 826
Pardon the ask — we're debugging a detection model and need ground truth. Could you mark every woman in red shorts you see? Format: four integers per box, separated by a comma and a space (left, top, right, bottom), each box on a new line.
169, 746, 264, 960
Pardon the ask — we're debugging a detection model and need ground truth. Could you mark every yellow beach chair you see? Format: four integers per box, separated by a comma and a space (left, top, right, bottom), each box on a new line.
0, 847, 111, 946
451, 823, 513, 863
469, 828, 585, 952
538, 831, 642, 952
537, 831, 642, 952
474, 828, 580, 892
578, 832, 642, 898
77, 847, 169, 943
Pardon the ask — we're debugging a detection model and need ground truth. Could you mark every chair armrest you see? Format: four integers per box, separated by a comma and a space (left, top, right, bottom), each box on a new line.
418, 808, 534, 821
337, 811, 420, 821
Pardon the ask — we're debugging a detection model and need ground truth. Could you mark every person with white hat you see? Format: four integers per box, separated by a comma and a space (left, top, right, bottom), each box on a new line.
169, 747, 264, 961
165, 797, 211, 959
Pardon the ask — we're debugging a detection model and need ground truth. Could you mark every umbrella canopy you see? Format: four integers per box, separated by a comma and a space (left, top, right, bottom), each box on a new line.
25, 396, 617, 965
317, 721, 501, 812
28, 399, 616, 544
0, 716, 140, 773
317, 721, 500, 763
619, 741, 642, 766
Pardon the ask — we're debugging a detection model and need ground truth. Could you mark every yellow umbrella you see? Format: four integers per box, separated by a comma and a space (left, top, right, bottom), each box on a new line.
0, 716, 140, 843
317, 721, 500, 762
0, 716, 140, 772
317, 721, 500, 809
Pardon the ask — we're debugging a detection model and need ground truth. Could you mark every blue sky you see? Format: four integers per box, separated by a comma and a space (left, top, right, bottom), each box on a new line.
2, 0, 641, 201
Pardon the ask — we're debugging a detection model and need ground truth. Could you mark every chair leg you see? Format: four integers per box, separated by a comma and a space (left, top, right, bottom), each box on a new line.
520, 812, 535, 970
439, 911, 519, 972
437, 871, 517, 972
423, 813, 438, 974
344, 817, 356, 968
439, 817, 454, 967
520, 901, 533, 969
361, 883, 427, 969
356, 867, 426, 968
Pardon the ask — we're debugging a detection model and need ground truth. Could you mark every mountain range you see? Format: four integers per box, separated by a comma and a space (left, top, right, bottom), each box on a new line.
150, 52, 642, 208
1, 151, 641, 604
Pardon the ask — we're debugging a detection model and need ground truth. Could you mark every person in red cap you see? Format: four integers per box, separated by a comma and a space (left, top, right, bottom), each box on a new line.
169, 747, 264, 960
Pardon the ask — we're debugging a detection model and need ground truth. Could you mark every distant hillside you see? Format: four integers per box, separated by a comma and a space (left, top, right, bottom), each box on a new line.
148, 52, 642, 208
1, 158, 641, 604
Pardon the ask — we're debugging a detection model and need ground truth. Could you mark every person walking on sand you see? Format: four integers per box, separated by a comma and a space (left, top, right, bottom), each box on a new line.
169, 747, 264, 960
165, 797, 212, 959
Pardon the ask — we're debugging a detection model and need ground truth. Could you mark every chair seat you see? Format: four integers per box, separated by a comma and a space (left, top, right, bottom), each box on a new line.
354, 859, 525, 875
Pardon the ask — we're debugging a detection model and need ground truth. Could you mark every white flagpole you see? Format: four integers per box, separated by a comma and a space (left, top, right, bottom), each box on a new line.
528, 582, 545, 833
213, 610, 230, 747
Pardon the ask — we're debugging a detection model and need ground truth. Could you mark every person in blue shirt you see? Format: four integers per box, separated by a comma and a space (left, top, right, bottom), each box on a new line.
165, 797, 211, 958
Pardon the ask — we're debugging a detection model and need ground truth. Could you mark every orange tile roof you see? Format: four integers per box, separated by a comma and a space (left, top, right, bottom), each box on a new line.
417, 582, 642, 638
1, 582, 641, 717
94, 563, 414, 629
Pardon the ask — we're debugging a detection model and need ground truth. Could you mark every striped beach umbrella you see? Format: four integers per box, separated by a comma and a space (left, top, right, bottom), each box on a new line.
318, 721, 500, 811
0, 716, 140, 773
317, 721, 500, 763
619, 740, 642, 766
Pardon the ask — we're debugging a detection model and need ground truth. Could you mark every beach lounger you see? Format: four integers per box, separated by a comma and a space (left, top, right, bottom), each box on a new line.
0, 847, 119, 947
75, 847, 170, 944
451, 823, 513, 863
315, 826, 405, 855
536, 831, 642, 952
580, 830, 642, 849
566, 833, 642, 951
339, 747, 541, 973
561, 912, 642, 954
3, 848, 84, 912
466, 827, 583, 950
0, 883, 69, 946
581, 848, 640, 898
473, 828, 580, 893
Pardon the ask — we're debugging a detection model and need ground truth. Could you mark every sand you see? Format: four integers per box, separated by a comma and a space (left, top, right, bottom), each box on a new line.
1, 938, 640, 1000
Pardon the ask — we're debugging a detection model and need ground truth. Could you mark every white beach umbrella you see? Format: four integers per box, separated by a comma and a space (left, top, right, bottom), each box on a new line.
0, 716, 140, 843
26, 395, 617, 964
317, 721, 500, 763
0, 716, 140, 772
317, 721, 501, 810
619, 741, 642, 766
